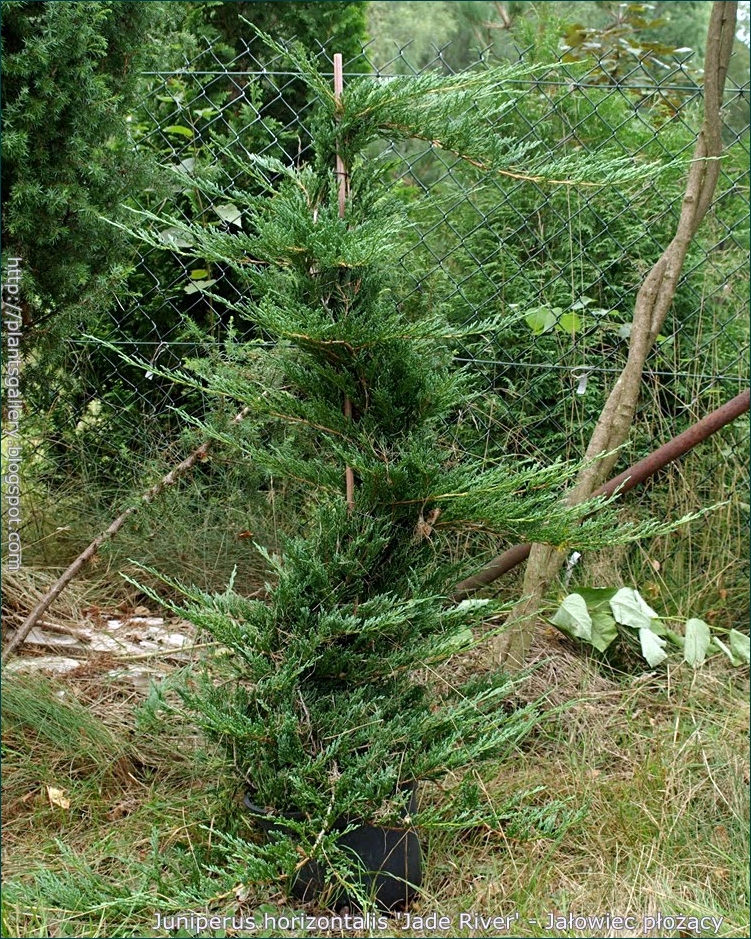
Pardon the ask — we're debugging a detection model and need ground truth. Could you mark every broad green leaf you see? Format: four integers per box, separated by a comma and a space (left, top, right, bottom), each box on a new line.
551, 593, 592, 641
524, 307, 556, 335
712, 637, 743, 667
590, 611, 618, 652
610, 587, 659, 630
729, 629, 750, 665
184, 279, 217, 294
159, 226, 194, 249
190, 268, 210, 280
684, 618, 711, 667
164, 124, 194, 138
576, 587, 618, 613
639, 628, 667, 667
557, 311, 581, 335
648, 617, 667, 637
215, 203, 242, 227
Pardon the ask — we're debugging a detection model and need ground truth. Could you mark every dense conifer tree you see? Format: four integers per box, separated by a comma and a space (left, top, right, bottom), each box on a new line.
1, 1, 176, 336
127, 38, 678, 901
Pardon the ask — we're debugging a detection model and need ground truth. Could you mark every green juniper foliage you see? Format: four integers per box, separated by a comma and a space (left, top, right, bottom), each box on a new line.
1, 0, 174, 336
1, 0, 182, 496
124, 39, 677, 891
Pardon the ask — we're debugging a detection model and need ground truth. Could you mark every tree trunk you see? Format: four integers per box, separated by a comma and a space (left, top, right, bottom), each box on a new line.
498, 1, 738, 670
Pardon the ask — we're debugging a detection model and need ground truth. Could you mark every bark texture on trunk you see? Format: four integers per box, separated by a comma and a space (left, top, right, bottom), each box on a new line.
498, 1, 739, 670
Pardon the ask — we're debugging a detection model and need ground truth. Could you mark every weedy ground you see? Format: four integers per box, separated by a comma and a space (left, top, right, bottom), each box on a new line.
2, 610, 748, 939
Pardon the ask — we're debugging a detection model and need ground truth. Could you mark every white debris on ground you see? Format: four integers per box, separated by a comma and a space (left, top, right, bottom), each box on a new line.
4, 655, 83, 675
97, 616, 191, 655
4, 609, 196, 686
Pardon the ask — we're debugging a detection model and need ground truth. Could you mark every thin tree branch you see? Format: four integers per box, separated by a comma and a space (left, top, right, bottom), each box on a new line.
2, 407, 250, 665
454, 388, 749, 598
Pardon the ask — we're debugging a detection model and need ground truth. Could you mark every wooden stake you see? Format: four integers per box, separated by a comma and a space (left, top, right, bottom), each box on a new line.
333, 52, 356, 514
333, 53, 349, 216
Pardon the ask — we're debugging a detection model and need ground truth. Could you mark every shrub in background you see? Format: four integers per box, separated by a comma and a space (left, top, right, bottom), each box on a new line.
8, 2, 371, 571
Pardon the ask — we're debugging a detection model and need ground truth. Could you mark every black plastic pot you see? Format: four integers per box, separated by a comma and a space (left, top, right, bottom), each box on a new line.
244, 788, 422, 911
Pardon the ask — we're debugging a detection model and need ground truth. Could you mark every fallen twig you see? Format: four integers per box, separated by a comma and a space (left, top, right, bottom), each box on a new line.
2, 408, 250, 665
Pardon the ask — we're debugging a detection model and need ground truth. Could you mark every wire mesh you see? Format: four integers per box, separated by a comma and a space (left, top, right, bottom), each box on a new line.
27, 37, 750, 595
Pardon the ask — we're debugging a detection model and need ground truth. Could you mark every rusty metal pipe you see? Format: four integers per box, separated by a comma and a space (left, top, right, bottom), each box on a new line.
453, 388, 750, 598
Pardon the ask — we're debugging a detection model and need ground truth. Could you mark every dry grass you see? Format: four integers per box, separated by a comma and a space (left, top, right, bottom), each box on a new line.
405, 661, 749, 939
2, 619, 748, 939
0, 566, 155, 640
2, 568, 100, 635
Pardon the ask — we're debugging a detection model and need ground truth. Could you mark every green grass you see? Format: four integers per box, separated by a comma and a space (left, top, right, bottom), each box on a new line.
2, 647, 748, 938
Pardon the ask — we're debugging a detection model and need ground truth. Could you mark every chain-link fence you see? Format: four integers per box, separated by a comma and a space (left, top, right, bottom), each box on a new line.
25, 36, 750, 608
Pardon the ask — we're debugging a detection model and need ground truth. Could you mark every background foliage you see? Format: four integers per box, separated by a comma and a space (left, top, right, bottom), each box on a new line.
3, 0, 749, 617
